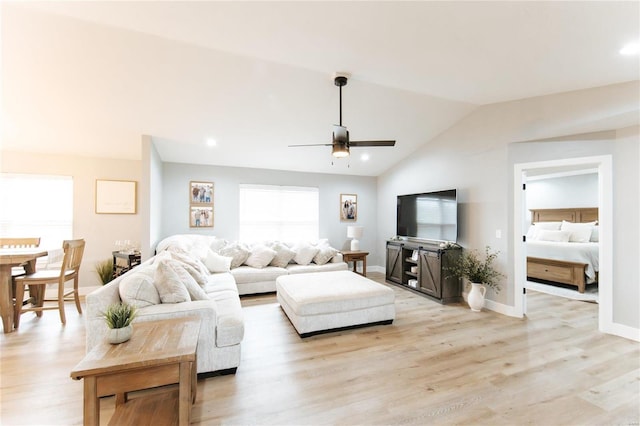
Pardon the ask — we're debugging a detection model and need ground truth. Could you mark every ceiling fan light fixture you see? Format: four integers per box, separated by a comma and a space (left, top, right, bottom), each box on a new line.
332, 143, 349, 158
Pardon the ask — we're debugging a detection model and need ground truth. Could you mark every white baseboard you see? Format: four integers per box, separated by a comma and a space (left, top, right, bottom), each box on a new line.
368, 265, 385, 274
601, 321, 640, 342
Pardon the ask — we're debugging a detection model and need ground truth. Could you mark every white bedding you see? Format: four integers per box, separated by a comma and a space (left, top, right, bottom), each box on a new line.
526, 241, 599, 282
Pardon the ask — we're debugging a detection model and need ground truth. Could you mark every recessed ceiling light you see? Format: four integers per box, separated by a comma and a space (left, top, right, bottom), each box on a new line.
206, 138, 217, 147
619, 41, 640, 56
360, 153, 370, 162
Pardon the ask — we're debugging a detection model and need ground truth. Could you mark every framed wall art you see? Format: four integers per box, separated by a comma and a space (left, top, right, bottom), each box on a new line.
340, 193, 357, 221
189, 181, 214, 228
95, 179, 137, 214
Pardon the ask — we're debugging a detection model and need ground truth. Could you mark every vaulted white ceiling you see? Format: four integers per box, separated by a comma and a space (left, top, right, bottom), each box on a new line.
2, 1, 639, 176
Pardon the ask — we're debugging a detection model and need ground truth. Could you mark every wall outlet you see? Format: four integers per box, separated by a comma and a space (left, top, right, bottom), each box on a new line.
495, 229, 502, 239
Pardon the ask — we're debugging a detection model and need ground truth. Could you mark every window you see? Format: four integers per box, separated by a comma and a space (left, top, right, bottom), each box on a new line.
0, 173, 73, 250
239, 184, 319, 243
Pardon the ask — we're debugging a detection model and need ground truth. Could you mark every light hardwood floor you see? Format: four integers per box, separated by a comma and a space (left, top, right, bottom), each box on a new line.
1, 272, 638, 425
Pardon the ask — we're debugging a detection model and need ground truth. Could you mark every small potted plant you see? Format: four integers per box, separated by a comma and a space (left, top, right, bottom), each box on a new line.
103, 302, 137, 344
95, 259, 114, 285
447, 246, 505, 312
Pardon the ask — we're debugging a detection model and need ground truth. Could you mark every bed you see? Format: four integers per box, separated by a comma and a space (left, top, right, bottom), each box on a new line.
526, 208, 599, 293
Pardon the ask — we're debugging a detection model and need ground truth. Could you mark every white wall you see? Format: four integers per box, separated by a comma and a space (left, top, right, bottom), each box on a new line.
378, 82, 639, 332
159, 161, 381, 264
526, 173, 598, 213
1, 151, 143, 287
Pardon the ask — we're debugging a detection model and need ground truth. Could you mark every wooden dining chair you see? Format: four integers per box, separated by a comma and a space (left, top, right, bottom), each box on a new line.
13, 239, 85, 326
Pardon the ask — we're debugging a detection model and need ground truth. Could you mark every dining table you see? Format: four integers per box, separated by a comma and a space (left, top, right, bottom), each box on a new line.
0, 247, 48, 333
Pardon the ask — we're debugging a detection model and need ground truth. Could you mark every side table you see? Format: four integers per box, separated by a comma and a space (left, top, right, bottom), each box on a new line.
341, 251, 369, 277
112, 251, 141, 278
70, 317, 200, 426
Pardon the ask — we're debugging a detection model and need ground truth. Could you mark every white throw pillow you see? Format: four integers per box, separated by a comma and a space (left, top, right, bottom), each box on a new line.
166, 252, 209, 285
202, 248, 232, 273
536, 229, 571, 243
590, 225, 599, 242
533, 221, 562, 230
118, 265, 160, 308
244, 245, 277, 269
268, 242, 296, 268
167, 262, 209, 301
313, 246, 339, 265
153, 260, 190, 303
293, 243, 320, 265
219, 242, 251, 269
561, 220, 596, 243
210, 237, 228, 253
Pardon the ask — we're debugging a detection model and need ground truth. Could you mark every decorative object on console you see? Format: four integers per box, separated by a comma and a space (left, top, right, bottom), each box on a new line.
103, 302, 137, 344
340, 193, 357, 221
347, 225, 364, 250
446, 246, 504, 312
189, 181, 214, 228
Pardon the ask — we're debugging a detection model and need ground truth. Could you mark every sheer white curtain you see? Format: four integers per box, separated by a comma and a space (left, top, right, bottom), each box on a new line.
239, 184, 319, 243
0, 173, 73, 252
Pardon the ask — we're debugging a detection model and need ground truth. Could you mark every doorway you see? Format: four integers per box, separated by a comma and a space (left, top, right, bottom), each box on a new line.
513, 155, 613, 333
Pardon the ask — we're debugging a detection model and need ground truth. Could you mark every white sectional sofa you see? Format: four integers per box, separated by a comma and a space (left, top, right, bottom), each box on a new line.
85, 234, 348, 375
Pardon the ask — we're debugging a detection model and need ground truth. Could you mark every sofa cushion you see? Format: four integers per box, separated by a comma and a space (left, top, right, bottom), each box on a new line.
154, 260, 191, 303
313, 246, 339, 265
118, 264, 160, 308
212, 295, 245, 347
268, 242, 296, 268
202, 272, 237, 295
219, 242, 251, 269
292, 243, 320, 265
244, 245, 277, 268
202, 248, 232, 273
231, 265, 288, 284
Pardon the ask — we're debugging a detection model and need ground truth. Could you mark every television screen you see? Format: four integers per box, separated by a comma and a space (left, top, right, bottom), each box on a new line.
396, 189, 457, 242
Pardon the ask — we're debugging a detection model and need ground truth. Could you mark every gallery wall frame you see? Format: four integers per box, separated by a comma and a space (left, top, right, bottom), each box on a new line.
95, 179, 137, 214
189, 181, 214, 228
340, 193, 357, 221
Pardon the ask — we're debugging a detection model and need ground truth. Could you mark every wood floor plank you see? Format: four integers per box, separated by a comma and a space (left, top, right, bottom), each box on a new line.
1, 272, 638, 425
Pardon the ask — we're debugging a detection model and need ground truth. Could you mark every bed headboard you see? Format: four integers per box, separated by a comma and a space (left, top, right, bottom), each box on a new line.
530, 207, 598, 223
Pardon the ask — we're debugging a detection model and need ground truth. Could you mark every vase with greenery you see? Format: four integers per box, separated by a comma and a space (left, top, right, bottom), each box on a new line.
447, 246, 505, 311
103, 302, 137, 344
95, 259, 114, 285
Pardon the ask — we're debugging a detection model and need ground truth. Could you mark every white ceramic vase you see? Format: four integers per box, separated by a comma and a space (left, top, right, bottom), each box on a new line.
107, 324, 132, 344
467, 283, 487, 312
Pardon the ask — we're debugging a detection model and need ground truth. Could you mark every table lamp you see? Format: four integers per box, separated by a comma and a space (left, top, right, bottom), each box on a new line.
347, 226, 364, 251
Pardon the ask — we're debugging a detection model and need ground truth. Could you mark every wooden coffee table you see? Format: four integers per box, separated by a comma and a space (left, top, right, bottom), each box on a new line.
71, 317, 201, 426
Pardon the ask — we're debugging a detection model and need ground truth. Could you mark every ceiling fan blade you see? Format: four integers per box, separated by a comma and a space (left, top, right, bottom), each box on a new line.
288, 143, 333, 147
349, 140, 396, 147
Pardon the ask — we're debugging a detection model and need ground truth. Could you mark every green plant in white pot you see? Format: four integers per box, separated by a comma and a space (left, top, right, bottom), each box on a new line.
447, 246, 504, 312
103, 302, 137, 344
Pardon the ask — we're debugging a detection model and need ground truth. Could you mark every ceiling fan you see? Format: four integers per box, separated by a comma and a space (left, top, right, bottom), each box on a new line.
289, 74, 396, 158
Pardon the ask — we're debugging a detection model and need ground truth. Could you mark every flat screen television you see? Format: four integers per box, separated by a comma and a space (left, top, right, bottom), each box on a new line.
396, 189, 458, 243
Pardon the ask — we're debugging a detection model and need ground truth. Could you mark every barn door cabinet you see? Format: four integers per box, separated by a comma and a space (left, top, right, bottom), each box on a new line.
385, 240, 461, 304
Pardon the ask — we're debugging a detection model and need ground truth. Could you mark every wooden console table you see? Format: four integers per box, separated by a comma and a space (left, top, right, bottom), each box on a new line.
341, 251, 369, 277
70, 317, 201, 426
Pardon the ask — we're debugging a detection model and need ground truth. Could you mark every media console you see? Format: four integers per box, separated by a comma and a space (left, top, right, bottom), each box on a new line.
385, 240, 462, 304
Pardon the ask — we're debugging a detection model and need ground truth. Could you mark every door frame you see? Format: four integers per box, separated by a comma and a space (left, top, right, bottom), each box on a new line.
513, 155, 613, 333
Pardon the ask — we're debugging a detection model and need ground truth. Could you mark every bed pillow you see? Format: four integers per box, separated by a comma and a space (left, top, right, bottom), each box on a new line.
244, 245, 277, 269
536, 229, 571, 243
153, 260, 190, 303
268, 242, 297, 268
533, 221, 562, 230
590, 225, 599, 242
292, 243, 320, 265
561, 220, 596, 243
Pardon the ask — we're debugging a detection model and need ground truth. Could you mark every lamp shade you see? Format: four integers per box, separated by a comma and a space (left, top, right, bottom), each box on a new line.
347, 226, 364, 239
347, 226, 364, 250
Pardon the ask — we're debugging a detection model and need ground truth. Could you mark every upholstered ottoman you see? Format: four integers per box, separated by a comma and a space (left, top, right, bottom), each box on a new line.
276, 270, 395, 337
